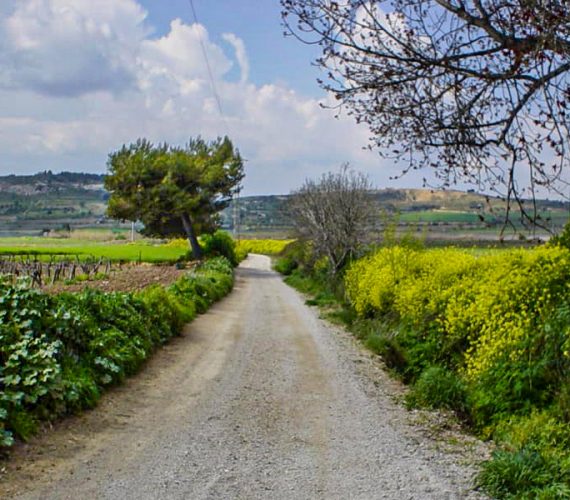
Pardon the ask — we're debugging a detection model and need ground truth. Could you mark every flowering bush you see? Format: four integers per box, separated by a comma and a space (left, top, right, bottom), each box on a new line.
344, 245, 570, 496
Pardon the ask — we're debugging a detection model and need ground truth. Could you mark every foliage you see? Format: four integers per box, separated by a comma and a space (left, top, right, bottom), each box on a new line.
284, 243, 570, 497
477, 411, 570, 499
289, 165, 374, 274
200, 230, 238, 266
406, 366, 468, 414
163, 234, 291, 264
342, 244, 570, 497
105, 137, 244, 258
273, 256, 297, 275
235, 239, 294, 258
170, 257, 234, 313
273, 240, 314, 275
282, 1, 570, 223
0, 257, 233, 449
549, 220, 570, 250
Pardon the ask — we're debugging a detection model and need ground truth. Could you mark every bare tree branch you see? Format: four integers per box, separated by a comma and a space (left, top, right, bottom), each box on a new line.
289, 165, 374, 274
282, 0, 570, 227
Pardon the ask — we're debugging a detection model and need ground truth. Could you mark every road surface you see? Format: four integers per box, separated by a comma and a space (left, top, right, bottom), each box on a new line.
2, 254, 486, 499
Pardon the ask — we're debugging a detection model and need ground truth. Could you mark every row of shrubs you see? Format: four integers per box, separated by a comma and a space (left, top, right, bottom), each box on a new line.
278, 242, 570, 498
0, 257, 234, 449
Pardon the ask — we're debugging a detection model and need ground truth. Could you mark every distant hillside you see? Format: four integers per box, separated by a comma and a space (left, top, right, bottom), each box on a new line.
0, 171, 567, 238
221, 189, 569, 236
0, 171, 108, 236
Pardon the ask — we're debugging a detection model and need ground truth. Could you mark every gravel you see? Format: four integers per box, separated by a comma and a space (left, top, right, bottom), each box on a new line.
3, 254, 488, 499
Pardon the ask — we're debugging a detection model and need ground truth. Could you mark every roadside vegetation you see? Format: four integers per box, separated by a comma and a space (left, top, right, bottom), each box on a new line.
235, 239, 293, 259
277, 239, 570, 499
0, 256, 235, 450
277, 166, 570, 498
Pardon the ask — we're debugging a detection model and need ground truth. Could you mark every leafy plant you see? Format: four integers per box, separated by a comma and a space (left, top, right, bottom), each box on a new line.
406, 366, 468, 414
0, 257, 234, 449
201, 230, 238, 266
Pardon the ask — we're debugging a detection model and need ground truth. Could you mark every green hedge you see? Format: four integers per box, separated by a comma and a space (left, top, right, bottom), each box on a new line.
0, 257, 234, 448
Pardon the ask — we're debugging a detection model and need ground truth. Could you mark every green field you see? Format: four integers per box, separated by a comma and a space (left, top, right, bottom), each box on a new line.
397, 210, 484, 224
0, 237, 187, 263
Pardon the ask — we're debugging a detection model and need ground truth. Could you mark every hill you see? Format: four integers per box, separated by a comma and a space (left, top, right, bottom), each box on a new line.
0, 171, 108, 236
0, 171, 567, 239
221, 189, 569, 239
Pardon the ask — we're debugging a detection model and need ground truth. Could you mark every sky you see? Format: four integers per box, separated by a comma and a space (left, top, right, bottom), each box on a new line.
0, 0, 417, 195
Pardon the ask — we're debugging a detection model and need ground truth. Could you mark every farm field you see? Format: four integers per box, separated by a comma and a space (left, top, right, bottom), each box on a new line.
0, 236, 293, 288
0, 237, 188, 263
0, 236, 295, 263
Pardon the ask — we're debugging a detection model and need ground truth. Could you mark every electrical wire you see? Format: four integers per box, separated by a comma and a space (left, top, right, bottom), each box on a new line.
186, 0, 240, 238
187, 0, 226, 121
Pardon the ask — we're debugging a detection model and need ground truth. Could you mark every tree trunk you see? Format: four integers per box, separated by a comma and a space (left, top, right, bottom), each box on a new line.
181, 213, 203, 260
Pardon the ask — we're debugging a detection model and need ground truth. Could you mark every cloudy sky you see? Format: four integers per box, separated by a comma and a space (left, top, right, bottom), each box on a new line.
0, 0, 416, 195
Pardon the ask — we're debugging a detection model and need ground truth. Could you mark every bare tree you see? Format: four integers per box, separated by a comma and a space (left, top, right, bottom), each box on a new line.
282, 0, 570, 226
289, 164, 374, 274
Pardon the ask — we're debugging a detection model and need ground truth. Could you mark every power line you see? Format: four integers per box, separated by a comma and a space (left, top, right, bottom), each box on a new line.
187, 0, 225, 120
186, 0, 240, 239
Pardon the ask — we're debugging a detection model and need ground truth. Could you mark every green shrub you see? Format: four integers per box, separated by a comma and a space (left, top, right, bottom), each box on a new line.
549, 220, 570, 250
201, 230, 238, 266
478, 412, 570, 498
406, 366, 468, 414
274, 256, 297, 275
479, 447, 570, 499
0, 256, 234, 449
365, 332, 408, 373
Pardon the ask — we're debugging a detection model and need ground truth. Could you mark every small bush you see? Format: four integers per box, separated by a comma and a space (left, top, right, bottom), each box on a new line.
274, 256, 297, 275
406, 366, 468, 413
201, 230, 238, 266
478, 447, 570, 499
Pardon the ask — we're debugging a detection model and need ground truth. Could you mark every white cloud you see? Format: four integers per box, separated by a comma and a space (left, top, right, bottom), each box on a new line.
222, 33, 249, 84
0, 0, 403, 194
139, 19, 232, 88
0, 0, 149, 96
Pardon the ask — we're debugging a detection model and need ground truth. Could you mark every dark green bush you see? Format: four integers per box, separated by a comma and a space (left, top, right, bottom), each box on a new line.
273, 256, 298, 275
479, 447, 570, 499
201, 230, 238, 266
478, 411, 570, 498
406, 366, 468, 414
275, 240, 313, 273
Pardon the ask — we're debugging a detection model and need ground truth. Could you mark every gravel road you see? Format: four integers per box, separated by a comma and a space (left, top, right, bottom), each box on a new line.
2, 254, 487, 499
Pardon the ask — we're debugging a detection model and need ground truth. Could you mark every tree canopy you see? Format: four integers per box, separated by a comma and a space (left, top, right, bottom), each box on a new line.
105, 137, 244, 258
282, 0, 570, 225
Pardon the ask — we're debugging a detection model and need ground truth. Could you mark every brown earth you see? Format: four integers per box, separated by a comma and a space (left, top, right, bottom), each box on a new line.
44, 263, 188, 294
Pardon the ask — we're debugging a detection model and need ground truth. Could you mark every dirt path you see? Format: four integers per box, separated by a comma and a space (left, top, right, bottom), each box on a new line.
1, 254, 487, 499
